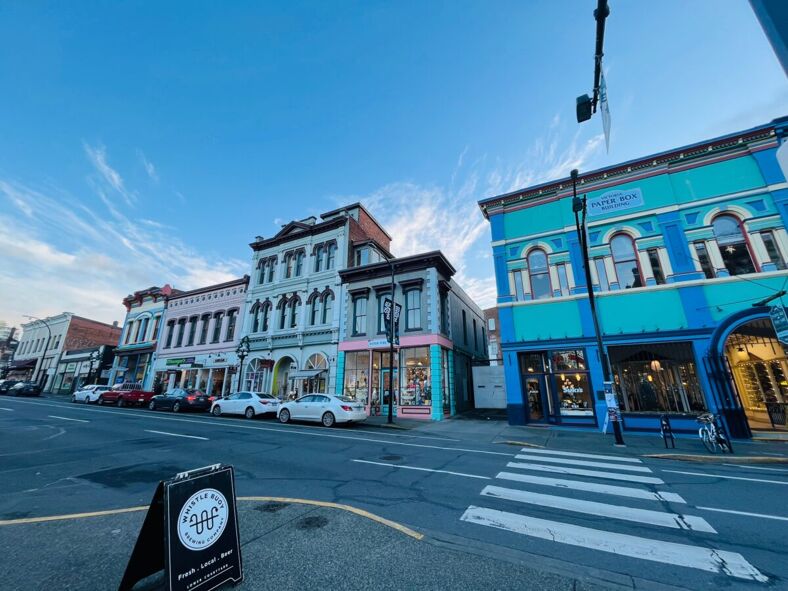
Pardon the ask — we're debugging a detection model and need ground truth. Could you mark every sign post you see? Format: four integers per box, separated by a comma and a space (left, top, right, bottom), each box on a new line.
659, 414, 676, 449
119, 464, 242, 591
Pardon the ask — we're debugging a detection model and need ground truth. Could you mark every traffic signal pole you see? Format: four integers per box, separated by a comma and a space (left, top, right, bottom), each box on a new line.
571, 169, 625, 447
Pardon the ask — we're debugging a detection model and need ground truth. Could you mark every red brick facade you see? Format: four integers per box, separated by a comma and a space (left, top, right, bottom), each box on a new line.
64, 316, 123, 351
356, 208, 391, 251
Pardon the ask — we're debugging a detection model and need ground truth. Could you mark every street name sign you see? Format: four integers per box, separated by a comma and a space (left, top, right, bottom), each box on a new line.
119, 464, 242, 591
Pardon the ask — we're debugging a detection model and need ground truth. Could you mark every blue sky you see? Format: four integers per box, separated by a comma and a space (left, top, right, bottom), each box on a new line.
0, 0, 786, 328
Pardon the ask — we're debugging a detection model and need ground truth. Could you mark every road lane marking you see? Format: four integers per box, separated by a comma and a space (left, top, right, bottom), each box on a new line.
2, 397, 512, 456
695, 506, 788, 522
496, 471, 685, 503
353, 459, 491, 480
0, 497, 424, 540
0, 407, 13, 411
145, 429, 208, 441
480, 485, 714, 532
722, 464, 788, 473
662, 469, 788, 485
460, 506, 767, 582
48, 415, 89, 423
518, 448, 642, 463
514, 453, 653, 473
508, 462, 665, 484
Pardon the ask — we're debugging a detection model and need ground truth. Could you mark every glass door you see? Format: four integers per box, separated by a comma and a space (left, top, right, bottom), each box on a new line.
524, 375, 547, 422
380, 368, 399, 407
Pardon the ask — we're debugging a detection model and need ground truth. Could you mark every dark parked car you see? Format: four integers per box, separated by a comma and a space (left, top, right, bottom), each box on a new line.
9, 381, 42, 397
148, 388, 211, 413
0, 379, 20, 394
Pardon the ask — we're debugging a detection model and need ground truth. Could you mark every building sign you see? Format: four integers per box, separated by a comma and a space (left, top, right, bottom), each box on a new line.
118, 464, 242, 591
587, 188, 643, 217
367, 338, 392, 349
166, 358, 195, 367
66, 362, 77, 372
770, 305, 788, 345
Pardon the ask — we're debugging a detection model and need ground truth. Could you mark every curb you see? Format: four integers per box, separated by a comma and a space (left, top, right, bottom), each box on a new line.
494, 440, 545, 448
643, 453, 788, 464
361, 421, 413, 431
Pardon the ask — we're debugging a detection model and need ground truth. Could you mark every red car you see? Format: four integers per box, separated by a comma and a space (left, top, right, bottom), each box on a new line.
98, 382, 155, 407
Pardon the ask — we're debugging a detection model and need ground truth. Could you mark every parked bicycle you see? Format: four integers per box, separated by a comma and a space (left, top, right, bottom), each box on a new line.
697, 412, 731, 454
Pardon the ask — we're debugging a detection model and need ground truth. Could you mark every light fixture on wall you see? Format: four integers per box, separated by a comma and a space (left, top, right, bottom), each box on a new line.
650, 360, 662, 372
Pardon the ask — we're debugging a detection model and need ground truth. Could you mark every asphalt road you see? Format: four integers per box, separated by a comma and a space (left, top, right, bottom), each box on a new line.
1, 395, 787, 590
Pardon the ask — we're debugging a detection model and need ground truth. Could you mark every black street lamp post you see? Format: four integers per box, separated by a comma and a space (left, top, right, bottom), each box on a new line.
235, 336, 250, 394
571, 169, 625, 447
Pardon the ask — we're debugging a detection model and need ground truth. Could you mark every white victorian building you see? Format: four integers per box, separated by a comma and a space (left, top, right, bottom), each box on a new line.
152, 276, 250, 395
240, 203, 392, 398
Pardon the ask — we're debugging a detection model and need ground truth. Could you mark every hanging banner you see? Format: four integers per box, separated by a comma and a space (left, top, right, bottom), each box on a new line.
770, 305, 788, 345
600, 68, 611, 153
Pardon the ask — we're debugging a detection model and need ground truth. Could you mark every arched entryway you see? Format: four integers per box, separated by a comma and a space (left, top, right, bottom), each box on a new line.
302, 353, 328, 394
272, 356, 296, 400
724, 318, 788, 431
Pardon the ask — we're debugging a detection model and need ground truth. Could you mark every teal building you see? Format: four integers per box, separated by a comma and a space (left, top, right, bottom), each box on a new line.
480, 117, 788, 438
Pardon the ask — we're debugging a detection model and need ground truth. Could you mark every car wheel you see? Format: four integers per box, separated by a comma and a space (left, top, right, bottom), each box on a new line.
84, 395, 92, 404
279, 408, 290, 424
71, 394, 76, 403
148, 400, 156, 411
322, 412, 336, 428
244, 406, 255, 420
117, 397, 125, 408
172, 402, 181, 413
97, 395, 104, 405
212, 405, 221, 417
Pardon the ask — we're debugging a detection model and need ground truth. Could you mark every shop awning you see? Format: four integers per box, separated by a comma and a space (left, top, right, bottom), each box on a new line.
289, 369, 326, 380
10, 359, 36, 369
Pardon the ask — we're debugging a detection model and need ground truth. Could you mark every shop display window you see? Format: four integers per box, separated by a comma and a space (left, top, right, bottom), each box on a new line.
400, 347, 430, 406
343, 351, 370, 404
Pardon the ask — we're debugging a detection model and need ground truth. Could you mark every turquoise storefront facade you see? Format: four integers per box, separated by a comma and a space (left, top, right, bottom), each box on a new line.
480, 117, 788, 438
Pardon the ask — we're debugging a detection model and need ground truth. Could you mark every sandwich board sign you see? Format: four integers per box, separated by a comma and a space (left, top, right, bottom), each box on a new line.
118, 464, 242, 591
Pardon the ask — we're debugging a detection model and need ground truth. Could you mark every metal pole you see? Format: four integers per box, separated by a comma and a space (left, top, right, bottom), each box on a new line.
571, 170, 625, 446
388, 259, 396, 424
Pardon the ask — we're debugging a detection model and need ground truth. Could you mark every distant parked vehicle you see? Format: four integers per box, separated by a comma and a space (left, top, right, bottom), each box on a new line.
148, 388, 211, 413
9, 381, 42, 397
211, 391, 280, 419
98, 382, 155, 407
277, 394, 367, 427
72, 385, 111, 404
0, 379, 20, 394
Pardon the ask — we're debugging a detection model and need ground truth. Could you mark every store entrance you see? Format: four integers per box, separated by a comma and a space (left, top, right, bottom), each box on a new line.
725, 318, 788, 431
379, 368, 398, 407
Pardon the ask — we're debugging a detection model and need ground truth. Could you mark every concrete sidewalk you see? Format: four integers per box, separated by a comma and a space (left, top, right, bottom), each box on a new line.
0, 499, 614, 591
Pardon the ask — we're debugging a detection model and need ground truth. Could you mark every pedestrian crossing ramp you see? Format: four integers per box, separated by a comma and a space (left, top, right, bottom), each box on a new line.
460, 448, 767, 583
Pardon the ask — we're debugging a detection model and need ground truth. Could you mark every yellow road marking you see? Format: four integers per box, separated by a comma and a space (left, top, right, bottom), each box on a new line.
0, 497, 425, 540
238, 496, 424, 540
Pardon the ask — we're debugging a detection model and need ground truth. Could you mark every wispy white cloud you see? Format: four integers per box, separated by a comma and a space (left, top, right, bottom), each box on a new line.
333, 117, 604, 310
83, 142, 137, 207
137, 150, 160, 183
0, 168, 246, 328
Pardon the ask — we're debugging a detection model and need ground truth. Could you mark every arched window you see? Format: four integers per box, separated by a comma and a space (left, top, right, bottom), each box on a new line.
211, 311, 224, 343
277, 298, 288, 330
261, 302, 271, 332
251, 302, 260, 333
322, 291, 334, 324
713, 214, 756, 275
610, 234, 642, 289
267, 258, 276, 282
527, 249, 552, 299
284, 253, 294, 279
289, 296, 301, 328
308, 292, 321, 326
258, 260, 266, 285
225, 309, 238, 341
295, 251, 305, 276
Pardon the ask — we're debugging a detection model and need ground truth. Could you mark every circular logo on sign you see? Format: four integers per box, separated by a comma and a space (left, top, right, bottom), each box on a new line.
177, 488, 229, 551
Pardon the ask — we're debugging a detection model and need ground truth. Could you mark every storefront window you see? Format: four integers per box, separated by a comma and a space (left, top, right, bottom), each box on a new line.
556, 371, 593, 416
713, 215, 756, 275
343, 351, 370, 404
550, 350, 586, 371
400, 347, 430, 406
610, 343, 705, 413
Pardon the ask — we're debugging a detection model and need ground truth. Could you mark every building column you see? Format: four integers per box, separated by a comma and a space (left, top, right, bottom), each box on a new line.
748, 230, 774, 271
604, 256, 619, 290
549, 266, 561, 297
637, 249, 656, 286
219, 314, 230, 342
430, 345, 443, 421
706, 240, 729, 277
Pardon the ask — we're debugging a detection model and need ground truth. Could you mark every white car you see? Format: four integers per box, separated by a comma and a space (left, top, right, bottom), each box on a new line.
72, 385, 111, 404
277, 394, 367, 427
210, 391, 280, 419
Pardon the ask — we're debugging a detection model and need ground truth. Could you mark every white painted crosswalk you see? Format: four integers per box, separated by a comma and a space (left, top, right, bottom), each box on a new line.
460, 447, 767, 583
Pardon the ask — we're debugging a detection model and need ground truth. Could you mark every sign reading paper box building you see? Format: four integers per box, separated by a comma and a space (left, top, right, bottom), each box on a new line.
587, 188, 643, 217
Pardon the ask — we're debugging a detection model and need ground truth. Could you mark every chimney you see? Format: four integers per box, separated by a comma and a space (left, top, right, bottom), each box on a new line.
113, 321, 119, 327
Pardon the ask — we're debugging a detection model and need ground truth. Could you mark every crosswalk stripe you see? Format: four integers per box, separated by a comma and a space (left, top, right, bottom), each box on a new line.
496, 471, 685, 504
514, 453, 653, 473
507, 462, 665, 484
460, 506, 767, 582
481, 485, 714, 532
519, 448, 642, 463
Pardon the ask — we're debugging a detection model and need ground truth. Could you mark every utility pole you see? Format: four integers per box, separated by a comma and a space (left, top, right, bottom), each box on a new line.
571, 170, 625, 446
